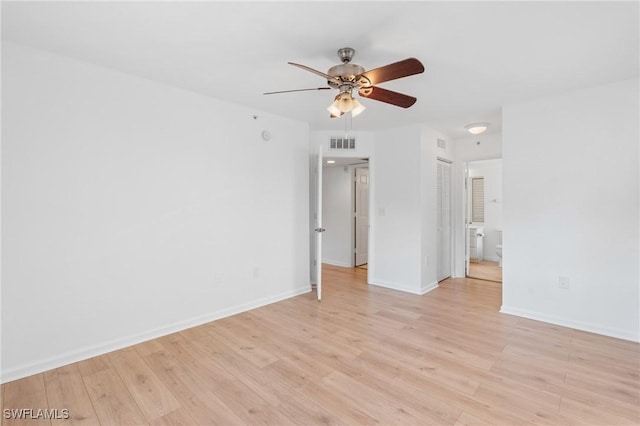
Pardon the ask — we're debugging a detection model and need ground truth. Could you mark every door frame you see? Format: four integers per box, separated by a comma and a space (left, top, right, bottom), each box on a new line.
311, 150, 374, 289
462, 158, 502, 278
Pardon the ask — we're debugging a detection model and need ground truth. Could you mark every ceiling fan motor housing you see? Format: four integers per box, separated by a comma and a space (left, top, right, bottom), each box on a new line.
327, 63, 366, 88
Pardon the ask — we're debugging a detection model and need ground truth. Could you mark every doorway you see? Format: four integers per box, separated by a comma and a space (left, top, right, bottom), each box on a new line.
464, 159, 502, 282
320, 157, 371, 274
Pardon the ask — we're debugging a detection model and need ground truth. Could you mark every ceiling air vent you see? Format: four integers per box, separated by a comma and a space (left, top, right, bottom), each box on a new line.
329, 136, 356, 151
437, 138, 447, 149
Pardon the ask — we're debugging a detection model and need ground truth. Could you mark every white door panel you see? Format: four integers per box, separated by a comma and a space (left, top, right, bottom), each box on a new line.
437, 161, 452, 282
354, 167, 369, 266
315, 145, 323, 300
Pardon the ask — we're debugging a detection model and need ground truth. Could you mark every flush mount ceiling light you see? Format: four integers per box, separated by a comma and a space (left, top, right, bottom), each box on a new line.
465, 122, 490, 134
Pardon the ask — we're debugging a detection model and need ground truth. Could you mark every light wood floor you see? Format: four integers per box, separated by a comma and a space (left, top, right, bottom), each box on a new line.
468, 260, 502, 282
2, 265, 639, 425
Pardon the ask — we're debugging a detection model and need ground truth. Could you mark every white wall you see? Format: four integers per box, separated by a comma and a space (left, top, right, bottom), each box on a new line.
468, 159, 503, 261
1, 41, 311, 382
321, 165, 353, 267
373, 125, 423, 293
501, 78, 639, 341
452, 133, 502, 277
367, 124, 452, 294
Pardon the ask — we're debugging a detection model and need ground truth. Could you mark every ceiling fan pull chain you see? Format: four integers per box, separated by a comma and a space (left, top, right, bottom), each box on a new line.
344, 111, 348, 138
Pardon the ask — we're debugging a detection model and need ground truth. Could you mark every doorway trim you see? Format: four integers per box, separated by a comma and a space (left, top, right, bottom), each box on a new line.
312, 151, 375, 288
462, 158, 503, 281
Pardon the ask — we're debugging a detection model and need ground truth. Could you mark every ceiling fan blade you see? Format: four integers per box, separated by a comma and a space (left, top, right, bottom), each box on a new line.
289, 62, 340, 82
358, 86, 417, 108
357, 58, 424, 86
263, 87, 331, 95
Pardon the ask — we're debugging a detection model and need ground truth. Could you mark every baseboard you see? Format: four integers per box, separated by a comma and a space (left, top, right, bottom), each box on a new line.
1, 286, 311, 384
321, 259, 352, 268
482, 255, 500, 263
420, 281, 439, 295
500, 305, 640, 342
369, 279, 422, 295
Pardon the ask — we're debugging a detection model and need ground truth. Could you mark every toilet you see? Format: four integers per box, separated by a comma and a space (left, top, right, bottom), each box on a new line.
496, 231, 502, 267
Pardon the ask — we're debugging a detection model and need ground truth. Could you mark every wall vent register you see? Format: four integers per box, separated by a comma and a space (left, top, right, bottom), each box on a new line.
329, 136, 356, 151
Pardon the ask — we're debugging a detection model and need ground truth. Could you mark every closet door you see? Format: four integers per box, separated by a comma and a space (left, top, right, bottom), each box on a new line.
437, 160, 452, 282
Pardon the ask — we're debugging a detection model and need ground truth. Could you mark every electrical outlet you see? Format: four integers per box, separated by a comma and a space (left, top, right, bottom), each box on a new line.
558, 276, 570, 289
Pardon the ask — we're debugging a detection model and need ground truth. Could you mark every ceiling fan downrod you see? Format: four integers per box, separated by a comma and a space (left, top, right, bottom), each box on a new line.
337, 47, 355, 63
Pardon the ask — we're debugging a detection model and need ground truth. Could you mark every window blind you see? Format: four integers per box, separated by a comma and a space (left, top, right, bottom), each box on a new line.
471, 177, 484, 223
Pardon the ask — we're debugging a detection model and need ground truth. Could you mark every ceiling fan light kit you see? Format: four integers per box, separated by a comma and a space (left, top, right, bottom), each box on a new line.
265, 47, 425, 119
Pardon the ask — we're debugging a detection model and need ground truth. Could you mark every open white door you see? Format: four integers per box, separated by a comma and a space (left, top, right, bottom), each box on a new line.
354, 167, 369, 266
314, 145, 324, 300
437, 160, 451, 281
464, 165, 471, 275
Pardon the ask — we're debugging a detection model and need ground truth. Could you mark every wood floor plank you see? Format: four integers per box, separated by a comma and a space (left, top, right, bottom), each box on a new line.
454, 411, 494, 426
82, 368, 147, 425
43, 364, 99, 425
559, 396, 638, 425
206, 326, 279, 369
274, 392, 344, 426
467, 260, 502, 282
3, 263, 638, 425
347, 352, 463, 424
472, 382, 561, 419
158, 334, 292, 425
205, 312, 305, 362
320, 370, 430, 424
2, 374, 51, 426
192, 334, 306, 407
295, 380, 379, 425
143, 349, 246, 425
133, 338, 165, 357
108, 347, 181, 422
544, 378, 640, 423
148, 408, 199, 426
358, 341, 482, 396
76, 353, 114, 377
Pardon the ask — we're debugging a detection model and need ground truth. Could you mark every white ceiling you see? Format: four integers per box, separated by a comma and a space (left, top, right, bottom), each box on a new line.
2, 1, 638, 138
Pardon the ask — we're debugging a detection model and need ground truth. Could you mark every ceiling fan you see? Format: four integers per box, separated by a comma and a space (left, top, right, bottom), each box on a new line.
264, 48, 425, 118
